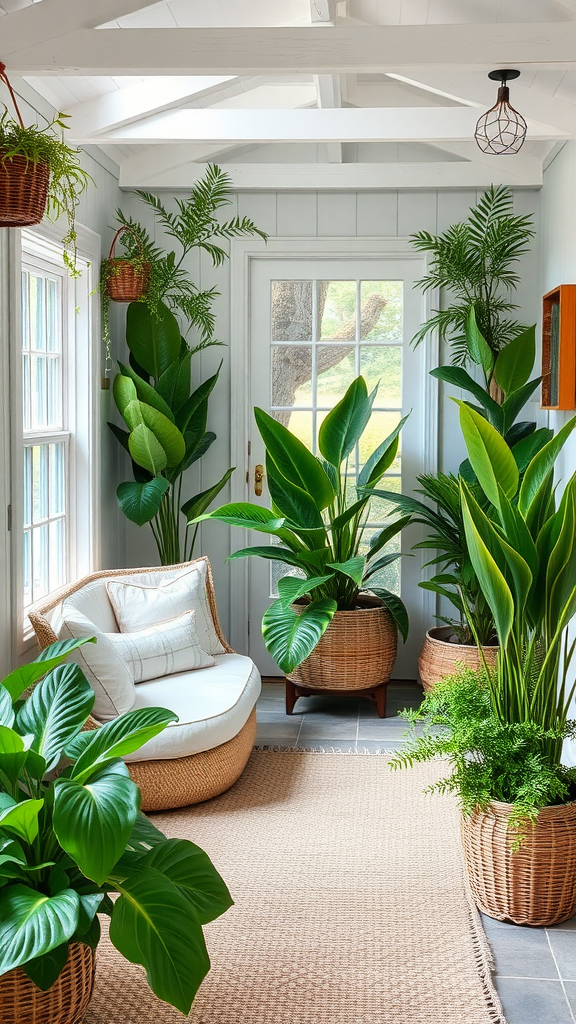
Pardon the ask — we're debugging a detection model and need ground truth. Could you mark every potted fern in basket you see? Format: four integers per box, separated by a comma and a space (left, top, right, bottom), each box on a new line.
0, 639, 232, 1021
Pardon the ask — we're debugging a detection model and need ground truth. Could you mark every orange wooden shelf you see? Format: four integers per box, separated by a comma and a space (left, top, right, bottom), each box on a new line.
542, 285, 576, 411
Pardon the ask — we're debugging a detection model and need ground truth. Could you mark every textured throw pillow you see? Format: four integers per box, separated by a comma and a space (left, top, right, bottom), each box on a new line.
107, 611, 215, 683
58, 609, 136, 722
107, 561, 225, 656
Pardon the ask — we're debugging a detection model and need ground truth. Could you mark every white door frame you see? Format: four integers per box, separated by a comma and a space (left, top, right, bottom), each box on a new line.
229, 236, 439, 662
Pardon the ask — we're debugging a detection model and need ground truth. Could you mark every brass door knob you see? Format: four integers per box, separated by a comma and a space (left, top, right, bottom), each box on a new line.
254, 464, 265, 496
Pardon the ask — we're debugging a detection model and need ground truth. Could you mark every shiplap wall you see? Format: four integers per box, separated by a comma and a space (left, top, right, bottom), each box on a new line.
120, 186, 541, 643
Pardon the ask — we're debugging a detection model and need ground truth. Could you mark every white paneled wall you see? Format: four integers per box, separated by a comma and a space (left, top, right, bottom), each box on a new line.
119, 186, 541, 641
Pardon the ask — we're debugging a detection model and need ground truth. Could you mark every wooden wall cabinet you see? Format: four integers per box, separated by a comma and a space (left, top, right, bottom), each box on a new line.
542, 285, 576, 410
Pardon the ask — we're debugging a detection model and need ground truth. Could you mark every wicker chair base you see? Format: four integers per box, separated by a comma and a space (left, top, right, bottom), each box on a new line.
0, 153, 49, 227
128, 707, 257, 812
461, 800, 576, 926
0, 943, 95, 1024
418, 626, 498, 692
287, 600, 397, 692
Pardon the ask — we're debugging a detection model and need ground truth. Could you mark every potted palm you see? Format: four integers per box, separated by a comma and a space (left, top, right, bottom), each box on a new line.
193, 376, 410, 715
0, 63, 91, 272
393, 404, 576, 926
0, 639, 232, 1019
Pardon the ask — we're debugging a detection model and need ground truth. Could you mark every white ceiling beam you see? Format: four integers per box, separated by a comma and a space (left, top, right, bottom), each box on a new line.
119, 142, 243, 185
0, 0, 161, 54
68, 106, 565, 145
7, 24, 576, 76
389, 71, 576, 135
64, 76, 236, 137
119, 160, 543, 191
310, 0, 341, 162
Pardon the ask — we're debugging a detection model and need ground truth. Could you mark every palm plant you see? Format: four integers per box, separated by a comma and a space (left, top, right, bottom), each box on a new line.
192, 376, 410, 673
0, 640, 232, 1013
411, 185, 535, 367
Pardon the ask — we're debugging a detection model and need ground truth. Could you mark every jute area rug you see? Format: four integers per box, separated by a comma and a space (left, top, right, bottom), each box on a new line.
85, 750, 506, 1024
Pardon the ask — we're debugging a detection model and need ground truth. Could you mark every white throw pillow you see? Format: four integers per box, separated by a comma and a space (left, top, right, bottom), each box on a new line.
107, 611, 215, 683
58, 609, 135, 722
107, 561, 225, 656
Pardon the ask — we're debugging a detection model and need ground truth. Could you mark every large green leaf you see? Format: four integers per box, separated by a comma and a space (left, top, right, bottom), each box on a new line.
128, 423, 167, 476
192, 503, 299, 551
431, 367, 504, 431
180, 468, 235, 522
227, 544, 309, 570
175, 366, 221, 434
16, 664, 95, 773
156, 350, 192, 414
70, 706, 177, 783
326, 556, 366, 586
0, 687, 14, 729
460, 486, 514, 647
254, 407, 334, 511
546, 477, 576, 633
109, 867, 210, 1015
262, 597, 337, 674
22, 942, 70, 991
318, 376, 372, 468
456, 400, 519, 508
0, 886, 80, 976
511, 427, 554, 473
266, 456, 325, 535
466, 306, 494, 377
0, 798, 44, 844
135, 403, 186, 469
368, 588, 409, 642
519, 416, 576, 517
357, 414, 409, 488
275, 575, 334, 609
0, 727, 31, 785
366, 515, 412, 559
126, 301, 181, 379
113, 375, 138, 419
494, 324, 536, 395
141, 838, 233, 926
117, 478, 170, 526
2, 638, 95, 702
501, 377, 542, 434
117, 361, 174, 422
53, 761, 140, 885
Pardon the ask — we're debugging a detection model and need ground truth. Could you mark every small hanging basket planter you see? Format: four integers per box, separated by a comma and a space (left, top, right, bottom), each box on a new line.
0, 64, 50, 227
103, 225, 151, 303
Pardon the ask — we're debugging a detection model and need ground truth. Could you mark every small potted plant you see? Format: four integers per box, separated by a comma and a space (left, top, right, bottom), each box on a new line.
393, 404, 576, 926
0, 638, 232, 1020
193, 375, 410, 715
0, 63, 91, 272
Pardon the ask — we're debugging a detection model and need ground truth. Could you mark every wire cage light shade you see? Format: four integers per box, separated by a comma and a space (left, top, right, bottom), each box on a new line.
474, 70, 527, 155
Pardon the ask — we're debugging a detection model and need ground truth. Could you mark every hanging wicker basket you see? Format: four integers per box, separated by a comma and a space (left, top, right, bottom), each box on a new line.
461, 800, 576, 926
104, 225, 151, 303
418, 625, 498, 692
0, 63, 50, 227
0, 942, 96, 1024
287, 595, 397, 691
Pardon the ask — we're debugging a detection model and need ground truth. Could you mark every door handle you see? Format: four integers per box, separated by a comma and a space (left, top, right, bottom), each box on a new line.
254, 464, 265, 496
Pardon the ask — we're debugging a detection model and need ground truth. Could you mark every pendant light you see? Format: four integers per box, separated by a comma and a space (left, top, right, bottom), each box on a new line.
474, 70, 527, 155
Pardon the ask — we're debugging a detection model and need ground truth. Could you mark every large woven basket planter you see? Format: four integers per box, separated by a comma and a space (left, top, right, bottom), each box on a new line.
0, 152, 49, 227
461, 800, 576, 926
418, 625, 498, 692
287, 598, 397, 692
0, 942, 95, 1024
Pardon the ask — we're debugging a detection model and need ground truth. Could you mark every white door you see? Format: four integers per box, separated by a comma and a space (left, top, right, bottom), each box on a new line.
231, 250, 436, 678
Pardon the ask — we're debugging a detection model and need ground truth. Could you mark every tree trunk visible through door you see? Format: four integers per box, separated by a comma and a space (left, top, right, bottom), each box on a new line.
271, 282, 386, 424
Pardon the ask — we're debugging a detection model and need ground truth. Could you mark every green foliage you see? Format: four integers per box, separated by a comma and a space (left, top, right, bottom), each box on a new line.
108, 165, 267, 564
411, 185, 535, 366
391, 669, 576, 832
0, 109, 91, 274
0, 643, 232, 1012
192, 376, 410, 672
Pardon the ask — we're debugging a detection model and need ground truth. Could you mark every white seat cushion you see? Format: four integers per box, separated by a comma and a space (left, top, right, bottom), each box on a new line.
123, 654, 261, 762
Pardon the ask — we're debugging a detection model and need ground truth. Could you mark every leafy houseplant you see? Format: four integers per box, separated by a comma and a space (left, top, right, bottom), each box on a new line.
410, 185, 535, 369
0, 639, 232, 1015
193, 376, 410, 675
0, 64, 91, 273
107, 165, 267, 565
393, 405, 576, 925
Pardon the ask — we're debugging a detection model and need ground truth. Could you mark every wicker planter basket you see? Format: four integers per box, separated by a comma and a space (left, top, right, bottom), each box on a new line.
287, 597, 397, 692
104, 225, 151, 302
0, 942, 95, 1024
418, 625, 498, 692
461, 800, 576, 926
0, 152, 49, 227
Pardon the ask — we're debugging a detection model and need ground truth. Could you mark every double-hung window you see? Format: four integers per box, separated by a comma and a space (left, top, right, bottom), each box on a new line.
18, 228, 99, 640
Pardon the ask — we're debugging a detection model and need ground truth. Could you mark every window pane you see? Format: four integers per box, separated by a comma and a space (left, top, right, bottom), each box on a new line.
32, 445, 49, 523
23, 530, 32, 608
274, 410, 313, 452
31, 355, 47, 429
360, 345, 402, 407
360, 281, 403, 342
22, 353, 31, 432
29, 274, 46, 351
319, 281, 356, 340
360, 528, 401, 594
365, 477, 402, 523
271, 281, 313, 342
271, 346, 313, 408
316, 346, 356, 408
23, 447, 32, 528
49, 519, 65, 592
21, 272, 29, 350
46, 278, 59, 352
32, 523, 49, 603
359, 411, 402, 471
47, 357, 62, 428
49, 443, 65, 516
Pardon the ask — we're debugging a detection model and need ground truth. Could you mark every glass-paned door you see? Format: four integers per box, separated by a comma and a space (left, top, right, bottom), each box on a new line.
244, 257, 433, 678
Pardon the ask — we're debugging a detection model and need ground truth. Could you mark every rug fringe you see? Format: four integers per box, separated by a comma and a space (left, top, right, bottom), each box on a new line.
465, 877, 509, 1023
253, 744, 393, 755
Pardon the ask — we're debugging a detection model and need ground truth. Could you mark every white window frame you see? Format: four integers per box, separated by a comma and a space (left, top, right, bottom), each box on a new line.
10, 222, 101, 651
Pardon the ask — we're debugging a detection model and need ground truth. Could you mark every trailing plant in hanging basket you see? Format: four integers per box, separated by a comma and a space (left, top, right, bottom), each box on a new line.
100, 225, 151, 360
0, 62, 91, 273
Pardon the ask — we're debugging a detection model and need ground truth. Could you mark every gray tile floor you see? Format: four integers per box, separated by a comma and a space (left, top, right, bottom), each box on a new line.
256, 680, 576, 1024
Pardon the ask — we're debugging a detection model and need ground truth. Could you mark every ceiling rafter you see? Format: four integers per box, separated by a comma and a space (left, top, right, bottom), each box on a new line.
311, 0, 342, 163
0, 0, 161, 55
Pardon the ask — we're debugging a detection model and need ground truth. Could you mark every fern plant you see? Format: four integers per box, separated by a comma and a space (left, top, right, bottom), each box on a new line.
410, 185, 535, 367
